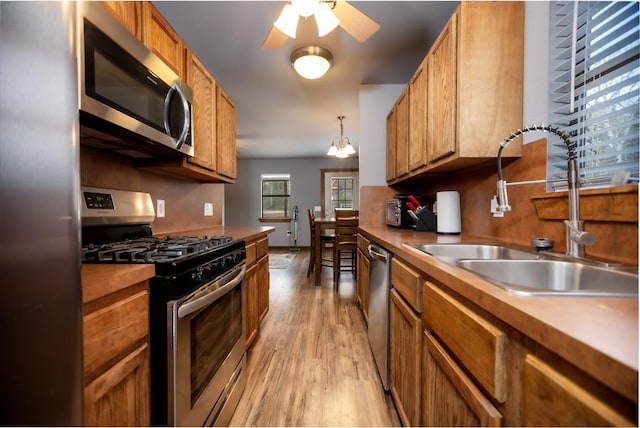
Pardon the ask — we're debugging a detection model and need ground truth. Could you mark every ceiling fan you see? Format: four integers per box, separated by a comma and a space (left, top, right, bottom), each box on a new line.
262, 0, 381, 48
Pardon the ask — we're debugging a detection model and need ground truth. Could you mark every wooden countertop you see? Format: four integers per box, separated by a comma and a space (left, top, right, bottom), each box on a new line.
358, 225, 638, 403
82, 226, 274, 303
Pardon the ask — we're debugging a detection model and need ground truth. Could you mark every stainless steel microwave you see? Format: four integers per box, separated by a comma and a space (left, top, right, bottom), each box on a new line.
77, 2, 194, 158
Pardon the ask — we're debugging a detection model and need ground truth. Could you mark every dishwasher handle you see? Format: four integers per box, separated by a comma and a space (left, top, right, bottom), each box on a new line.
368, 244, 390, 262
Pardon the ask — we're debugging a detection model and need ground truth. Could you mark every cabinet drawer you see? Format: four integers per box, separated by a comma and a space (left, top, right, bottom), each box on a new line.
245, 242, 257, 266
83, 286, 149, 383
391, 258, 423, 313
357, 234, 370, 253
423, 282, 507, 402
257, 237, 269, 259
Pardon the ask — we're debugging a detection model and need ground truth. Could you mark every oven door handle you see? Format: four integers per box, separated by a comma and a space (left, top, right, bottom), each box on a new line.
177, 265, 246, 319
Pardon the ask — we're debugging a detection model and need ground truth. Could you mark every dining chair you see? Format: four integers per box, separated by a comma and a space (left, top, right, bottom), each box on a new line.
332, 209, 359, 288
307, 208, 335, 278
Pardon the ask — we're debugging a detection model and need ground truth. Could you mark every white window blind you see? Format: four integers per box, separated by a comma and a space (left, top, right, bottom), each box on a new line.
548, 1, 639, 189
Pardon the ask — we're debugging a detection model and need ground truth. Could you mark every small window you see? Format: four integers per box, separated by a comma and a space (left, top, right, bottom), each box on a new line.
261, 174, 290, 219
548, 1, 639, 189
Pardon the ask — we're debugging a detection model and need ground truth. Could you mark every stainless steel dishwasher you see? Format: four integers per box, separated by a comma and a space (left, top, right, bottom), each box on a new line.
367, 242, 392, 391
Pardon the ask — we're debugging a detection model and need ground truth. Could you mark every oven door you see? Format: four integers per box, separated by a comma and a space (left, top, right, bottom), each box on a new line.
169, 263, 246, 427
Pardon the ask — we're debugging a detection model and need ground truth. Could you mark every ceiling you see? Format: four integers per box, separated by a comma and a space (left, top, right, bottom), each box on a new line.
153, 1, 460, 159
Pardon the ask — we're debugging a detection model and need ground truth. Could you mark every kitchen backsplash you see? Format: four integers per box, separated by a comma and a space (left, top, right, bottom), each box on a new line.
366, 138, 637, 265
80, 147, 224, 234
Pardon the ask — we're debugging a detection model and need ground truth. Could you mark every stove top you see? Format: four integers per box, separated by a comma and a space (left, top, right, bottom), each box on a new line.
82, 235, 235, 264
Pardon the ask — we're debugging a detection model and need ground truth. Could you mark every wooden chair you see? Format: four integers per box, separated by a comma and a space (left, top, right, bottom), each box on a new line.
307, 208, 335, 278
332, 209, 359, 288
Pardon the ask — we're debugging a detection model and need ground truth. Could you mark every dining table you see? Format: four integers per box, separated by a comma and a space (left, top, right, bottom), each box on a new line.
313, 216, 336, 285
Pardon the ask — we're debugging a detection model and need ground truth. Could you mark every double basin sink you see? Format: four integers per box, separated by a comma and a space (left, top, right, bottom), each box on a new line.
406, 243, 638, 297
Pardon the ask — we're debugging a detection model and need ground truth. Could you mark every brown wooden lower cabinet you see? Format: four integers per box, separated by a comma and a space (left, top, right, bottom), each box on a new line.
390, 288, 422, 426
245, 236, 270, 348
523, 354, 635, 427
422, 329, 503, 427
82, 280, 150, 426
84, 344, 150, 426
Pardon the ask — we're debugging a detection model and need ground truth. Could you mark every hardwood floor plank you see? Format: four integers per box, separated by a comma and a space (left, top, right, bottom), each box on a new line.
230, 249, 400, 427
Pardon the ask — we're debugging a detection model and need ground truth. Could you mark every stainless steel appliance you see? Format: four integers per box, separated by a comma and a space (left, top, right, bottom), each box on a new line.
385, 195, 426, 228
81, 187, 247, 427
367, 242, 393, 391
77, 2, 194, 159
1, 2, 83, 424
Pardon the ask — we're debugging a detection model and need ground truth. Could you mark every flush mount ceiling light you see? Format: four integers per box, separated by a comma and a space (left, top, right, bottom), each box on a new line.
327, 115, 356, 158
290, 46, 333, 79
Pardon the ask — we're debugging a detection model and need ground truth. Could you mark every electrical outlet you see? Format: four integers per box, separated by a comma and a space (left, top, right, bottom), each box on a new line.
204, 202, 213, 217
157, 199, 165, 218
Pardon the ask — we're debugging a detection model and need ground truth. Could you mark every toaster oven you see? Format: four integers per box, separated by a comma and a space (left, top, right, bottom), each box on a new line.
385, 196, 415, 228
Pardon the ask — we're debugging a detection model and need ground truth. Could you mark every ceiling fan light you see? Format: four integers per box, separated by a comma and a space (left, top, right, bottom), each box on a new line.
314, 4, 340, 37
290, 46, 333, 79
291, 0, 319, 17
274, 4, 299, 39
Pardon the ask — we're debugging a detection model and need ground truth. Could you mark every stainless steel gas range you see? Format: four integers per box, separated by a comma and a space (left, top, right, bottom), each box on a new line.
81, 187, 247, 426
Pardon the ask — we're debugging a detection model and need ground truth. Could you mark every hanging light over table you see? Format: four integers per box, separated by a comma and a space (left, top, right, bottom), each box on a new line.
327, 116, 356, 158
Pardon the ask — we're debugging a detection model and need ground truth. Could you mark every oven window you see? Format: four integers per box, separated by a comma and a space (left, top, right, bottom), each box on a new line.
190, 284, 242, 405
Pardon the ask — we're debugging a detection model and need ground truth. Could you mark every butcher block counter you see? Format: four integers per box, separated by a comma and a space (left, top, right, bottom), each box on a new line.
358, 225, 638, 423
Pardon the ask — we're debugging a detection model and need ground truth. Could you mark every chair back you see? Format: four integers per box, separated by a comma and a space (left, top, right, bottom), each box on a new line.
334, 209, 359, 248
308, 208, 316, 240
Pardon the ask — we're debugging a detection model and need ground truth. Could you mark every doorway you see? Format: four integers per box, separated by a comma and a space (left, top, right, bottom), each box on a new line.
321, 168, 359, 217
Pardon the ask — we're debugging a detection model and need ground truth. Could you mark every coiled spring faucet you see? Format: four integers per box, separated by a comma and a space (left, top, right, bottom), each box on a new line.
496, 124, 595, 258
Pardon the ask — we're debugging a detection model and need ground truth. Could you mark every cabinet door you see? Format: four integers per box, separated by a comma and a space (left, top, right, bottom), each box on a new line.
395, 89, 409, 177
258, 255, 270, 323
390, 289, 422, 427
245, 262, 259, 348
186, 51, 217, 171
216, 86, 237, 179
427, 10, 457, 163
84, 344, 150, 427
409, 59, 428, 171
386, 108, 397, 182
523, 354, 634, 427
422, 330, 502, 427
101, 1, 143, 39
356, 248, 370, 322
142, 2, 184, 77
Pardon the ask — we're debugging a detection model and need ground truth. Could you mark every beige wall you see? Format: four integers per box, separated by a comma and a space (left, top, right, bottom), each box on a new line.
80, 147, 224, 235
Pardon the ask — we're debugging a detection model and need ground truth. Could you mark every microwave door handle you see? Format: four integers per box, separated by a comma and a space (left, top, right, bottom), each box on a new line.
163, 83, 190, 150
177, 265, 246, 319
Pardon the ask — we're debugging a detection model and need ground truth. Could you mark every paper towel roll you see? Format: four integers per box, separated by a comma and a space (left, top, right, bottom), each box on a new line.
436, 191, 461, 234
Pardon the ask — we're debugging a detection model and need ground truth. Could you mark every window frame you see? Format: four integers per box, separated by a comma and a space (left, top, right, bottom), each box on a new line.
259, 173, 291, 222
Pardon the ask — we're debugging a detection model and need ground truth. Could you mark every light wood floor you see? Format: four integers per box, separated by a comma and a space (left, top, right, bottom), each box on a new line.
230, 248, 400, 427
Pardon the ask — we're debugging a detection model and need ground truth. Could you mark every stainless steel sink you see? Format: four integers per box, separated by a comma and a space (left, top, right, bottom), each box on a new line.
407, 243, 540, 262
456, 259, 639, 297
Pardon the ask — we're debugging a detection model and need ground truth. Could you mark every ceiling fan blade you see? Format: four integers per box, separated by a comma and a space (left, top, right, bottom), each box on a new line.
332, 1, 380, 42
262, 25, 289, 49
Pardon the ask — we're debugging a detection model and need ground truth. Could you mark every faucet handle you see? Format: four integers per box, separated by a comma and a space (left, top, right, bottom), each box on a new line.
564, 220, 596, 246
496, 180, 511, 212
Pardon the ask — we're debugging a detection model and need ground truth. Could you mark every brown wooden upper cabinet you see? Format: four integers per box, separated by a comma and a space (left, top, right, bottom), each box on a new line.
387, 1, 524, 184
100, 1, 143, 39
142, 2, 185, 77
395, 88, 409, 178
99, 1, 237, 183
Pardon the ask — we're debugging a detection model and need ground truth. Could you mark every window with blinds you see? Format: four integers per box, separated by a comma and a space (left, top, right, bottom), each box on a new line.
548, 1, 639, 190
261, 174, 290, 219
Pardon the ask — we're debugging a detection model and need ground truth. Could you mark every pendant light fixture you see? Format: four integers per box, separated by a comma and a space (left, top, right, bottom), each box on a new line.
327, 116, 356, 158
290, 46, 333, 79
